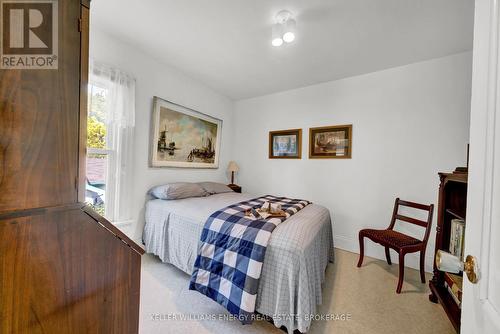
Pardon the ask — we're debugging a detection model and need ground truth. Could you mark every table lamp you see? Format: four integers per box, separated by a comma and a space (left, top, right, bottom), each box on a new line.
227, 161, 239, 185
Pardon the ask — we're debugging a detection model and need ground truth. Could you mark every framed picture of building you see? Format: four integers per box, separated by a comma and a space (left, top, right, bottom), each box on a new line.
150, 97, 222, 168
269, 129, 302, 159
309, 124, 352, 159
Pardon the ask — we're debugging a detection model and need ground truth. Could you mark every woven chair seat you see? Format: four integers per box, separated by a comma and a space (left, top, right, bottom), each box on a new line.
361, 229, 421, 249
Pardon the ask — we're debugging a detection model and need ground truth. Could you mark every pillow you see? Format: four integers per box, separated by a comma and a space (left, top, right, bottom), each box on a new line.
198, 182, 233, 195
149, 182, 208, 200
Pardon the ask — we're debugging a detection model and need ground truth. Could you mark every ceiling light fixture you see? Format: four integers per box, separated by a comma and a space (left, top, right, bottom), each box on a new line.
272, 10, 296, 47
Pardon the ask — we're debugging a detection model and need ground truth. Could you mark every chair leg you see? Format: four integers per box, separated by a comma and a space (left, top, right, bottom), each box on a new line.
357, 233, 365, 267
419, 250, 426, 283
385, 247, 392, 265
396, 251, 405, 294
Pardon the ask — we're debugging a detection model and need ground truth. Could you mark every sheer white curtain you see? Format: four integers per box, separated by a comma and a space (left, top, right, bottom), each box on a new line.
90, 59, 135, 223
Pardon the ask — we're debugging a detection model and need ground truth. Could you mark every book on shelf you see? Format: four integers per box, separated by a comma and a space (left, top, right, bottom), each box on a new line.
444, 273, 463, 308
449, 218, 465, 260
445, 282, 461, 308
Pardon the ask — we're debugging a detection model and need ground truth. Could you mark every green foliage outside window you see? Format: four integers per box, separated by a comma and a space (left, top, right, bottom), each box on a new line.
87, 85, 107, 151
87, 116, 106, 149
88, 202, 105, 216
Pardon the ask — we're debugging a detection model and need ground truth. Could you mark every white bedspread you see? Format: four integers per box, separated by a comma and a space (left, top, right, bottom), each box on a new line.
143, 192, 334, 333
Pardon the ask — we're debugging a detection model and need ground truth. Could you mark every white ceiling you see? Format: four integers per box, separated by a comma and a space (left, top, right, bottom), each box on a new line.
91, 0, 474, 100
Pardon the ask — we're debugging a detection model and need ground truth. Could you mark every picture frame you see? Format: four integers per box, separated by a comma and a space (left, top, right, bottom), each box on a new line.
309, 124, 352, 159
269, 129, 302, 159
149, 96, 222, 168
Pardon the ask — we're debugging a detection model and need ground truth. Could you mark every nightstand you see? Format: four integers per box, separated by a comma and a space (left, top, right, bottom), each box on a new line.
227, 184, 242, 193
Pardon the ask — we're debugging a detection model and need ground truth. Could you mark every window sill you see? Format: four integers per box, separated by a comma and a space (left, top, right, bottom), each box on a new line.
112, 220, 134, 227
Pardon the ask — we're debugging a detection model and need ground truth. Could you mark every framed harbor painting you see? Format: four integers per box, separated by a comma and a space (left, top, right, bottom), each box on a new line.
309, 124, 352, 159
150, 97, 222, 168
269, 129, 302, 159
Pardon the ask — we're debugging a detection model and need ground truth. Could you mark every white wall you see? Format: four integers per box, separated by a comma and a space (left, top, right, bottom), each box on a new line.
90, 28, 234, 241
232, 52, 472, 272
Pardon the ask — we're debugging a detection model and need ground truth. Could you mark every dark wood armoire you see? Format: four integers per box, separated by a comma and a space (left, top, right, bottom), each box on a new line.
0, 1, 143, 333
429, 169, 467, 332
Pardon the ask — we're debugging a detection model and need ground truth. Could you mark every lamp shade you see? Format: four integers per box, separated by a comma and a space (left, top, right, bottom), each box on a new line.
435, 250, 463, 274
227, 161, 239, 172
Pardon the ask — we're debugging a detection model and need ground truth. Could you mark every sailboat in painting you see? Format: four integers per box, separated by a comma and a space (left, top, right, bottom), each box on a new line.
157, 126, 180, 156
187, 136, 216, 162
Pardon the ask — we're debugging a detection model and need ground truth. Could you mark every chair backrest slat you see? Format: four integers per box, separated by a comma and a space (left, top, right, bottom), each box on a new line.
397, 199, 432, 211
395, 214, 428, 227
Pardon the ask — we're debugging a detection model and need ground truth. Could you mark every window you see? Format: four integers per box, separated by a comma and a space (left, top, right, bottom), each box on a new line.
86, 84, 110, 216
85, 60, 135, 223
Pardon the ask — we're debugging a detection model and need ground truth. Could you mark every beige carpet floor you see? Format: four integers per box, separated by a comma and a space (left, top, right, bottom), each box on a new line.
139, 248, 456, 334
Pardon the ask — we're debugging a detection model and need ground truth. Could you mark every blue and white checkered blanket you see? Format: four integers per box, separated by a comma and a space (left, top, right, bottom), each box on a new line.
189, 195, 311, 323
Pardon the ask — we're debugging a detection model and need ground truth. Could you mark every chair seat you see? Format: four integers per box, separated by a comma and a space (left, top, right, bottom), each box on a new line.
360, 229, 421, 249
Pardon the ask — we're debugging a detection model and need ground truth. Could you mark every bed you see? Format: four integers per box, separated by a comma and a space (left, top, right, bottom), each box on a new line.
143, 192, 334, 333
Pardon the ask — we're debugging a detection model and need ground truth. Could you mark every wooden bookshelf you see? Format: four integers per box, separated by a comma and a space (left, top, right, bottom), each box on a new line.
429, 169, 467, 332
445, 208, 465, 221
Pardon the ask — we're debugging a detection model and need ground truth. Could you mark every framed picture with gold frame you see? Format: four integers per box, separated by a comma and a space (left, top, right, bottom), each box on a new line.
269, 129, 302, 159
309, 124, 352, 159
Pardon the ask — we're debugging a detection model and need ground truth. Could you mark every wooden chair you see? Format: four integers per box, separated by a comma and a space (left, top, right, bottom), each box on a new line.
357, 198, 434, 294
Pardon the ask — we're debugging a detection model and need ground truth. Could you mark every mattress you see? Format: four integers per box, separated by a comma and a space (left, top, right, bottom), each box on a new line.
143, 192, 334, 333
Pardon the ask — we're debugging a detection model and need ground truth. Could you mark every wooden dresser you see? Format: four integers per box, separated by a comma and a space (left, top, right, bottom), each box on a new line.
429, 169, 468, 332
0, 1, 144, 333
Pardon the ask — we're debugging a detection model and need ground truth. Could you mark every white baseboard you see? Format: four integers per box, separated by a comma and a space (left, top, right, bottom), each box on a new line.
334, 235, 434, 273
